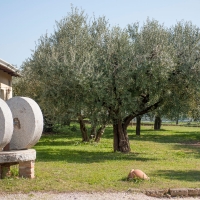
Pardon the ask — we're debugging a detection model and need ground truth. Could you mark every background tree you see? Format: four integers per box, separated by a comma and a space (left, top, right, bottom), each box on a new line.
136, 115, 142, 135
156, 21, 200, 125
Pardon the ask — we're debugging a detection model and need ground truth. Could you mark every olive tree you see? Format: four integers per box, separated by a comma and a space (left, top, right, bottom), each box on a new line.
14, 8, 200, 153
154, 21, 200, 125
105, 20, 174, 152
14, 8, 110, 138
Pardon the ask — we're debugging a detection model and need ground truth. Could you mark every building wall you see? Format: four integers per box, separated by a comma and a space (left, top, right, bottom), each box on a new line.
0, 70, 12, 100
0, 70, 12, 86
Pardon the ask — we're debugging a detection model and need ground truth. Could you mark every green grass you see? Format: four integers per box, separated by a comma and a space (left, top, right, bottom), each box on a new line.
1, 124, 200, 193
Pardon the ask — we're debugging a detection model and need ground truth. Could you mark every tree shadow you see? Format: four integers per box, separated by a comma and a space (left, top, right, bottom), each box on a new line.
35, 148, 157, 163
135, 129, 167, 132
172, 142, 200, 159
36, 140, 81, 147
37, 127, 200, 163
151, 170, 200, 182
128, 130, 200, 159
129, 131, 200, 144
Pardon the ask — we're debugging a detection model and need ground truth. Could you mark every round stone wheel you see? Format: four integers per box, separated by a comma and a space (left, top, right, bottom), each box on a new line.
0, 99, 13, 151
6, 97, 43, 150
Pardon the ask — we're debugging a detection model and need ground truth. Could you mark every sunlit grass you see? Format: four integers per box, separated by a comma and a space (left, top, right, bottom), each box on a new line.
1, 123, 200, 193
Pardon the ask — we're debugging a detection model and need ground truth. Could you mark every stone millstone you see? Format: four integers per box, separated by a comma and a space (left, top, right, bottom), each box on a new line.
0, 99, 13, 151
6, 97, 43, 150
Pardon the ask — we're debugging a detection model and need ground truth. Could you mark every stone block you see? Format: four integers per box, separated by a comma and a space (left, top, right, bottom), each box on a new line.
196, 188, 200, 196
145, 189, 168, 197
169, 188, 188, 197
0, 149, 36, 163
19, 161, 35, 179
19, 161, 35, 168
188, 188, 198, 196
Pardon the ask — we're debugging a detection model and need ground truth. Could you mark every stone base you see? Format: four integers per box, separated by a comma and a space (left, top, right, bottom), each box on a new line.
0, 149, 36, 179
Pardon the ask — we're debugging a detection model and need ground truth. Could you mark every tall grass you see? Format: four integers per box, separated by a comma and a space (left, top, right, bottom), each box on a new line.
1, 124, 200, 193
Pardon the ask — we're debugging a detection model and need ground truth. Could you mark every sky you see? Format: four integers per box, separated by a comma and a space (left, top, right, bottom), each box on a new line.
1, 0, 200, 68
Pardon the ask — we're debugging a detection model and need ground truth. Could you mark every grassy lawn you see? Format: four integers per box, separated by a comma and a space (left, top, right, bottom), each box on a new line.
1, 124, 200, 193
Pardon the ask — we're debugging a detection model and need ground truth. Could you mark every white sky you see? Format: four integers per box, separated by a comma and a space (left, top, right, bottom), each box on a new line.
1, 0, 200, 68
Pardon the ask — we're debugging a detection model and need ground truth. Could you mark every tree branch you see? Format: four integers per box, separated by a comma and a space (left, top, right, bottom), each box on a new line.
123, 99, 163, 128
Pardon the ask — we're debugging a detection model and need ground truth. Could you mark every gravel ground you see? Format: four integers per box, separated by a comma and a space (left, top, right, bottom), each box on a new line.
1, 192, 200, 200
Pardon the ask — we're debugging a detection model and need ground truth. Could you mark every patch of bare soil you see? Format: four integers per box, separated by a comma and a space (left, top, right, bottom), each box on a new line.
181, 141, 200, 146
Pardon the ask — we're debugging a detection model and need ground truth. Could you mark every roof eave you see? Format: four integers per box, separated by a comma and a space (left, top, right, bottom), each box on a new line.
0, 58, 21, 77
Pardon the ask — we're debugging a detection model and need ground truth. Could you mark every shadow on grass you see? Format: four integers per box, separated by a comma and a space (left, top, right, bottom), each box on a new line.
151, 170, 200, 182
38, 126, 200, 163
104, 126, 200, 144
172, 143, 200, 159
35, 148, 157, 163
129, 131, 200, 159
36, 140, 81, 147
129, 132, 200, 144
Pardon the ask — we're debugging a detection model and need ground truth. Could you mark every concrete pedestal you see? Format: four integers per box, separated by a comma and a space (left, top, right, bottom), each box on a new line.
0, 149, 36, 179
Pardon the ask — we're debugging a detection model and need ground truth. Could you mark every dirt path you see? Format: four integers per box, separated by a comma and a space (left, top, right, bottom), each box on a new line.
0, 192, 200, 200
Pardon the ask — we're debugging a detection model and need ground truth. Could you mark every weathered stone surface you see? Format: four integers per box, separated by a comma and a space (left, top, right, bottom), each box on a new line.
169, 188, 188, 197
196, 188, 200, 196
0, 99, 13, 150
188, 188, 198, 196
145, 189, 168, 197
0, 149, 36, 163
7, 97, 43, 150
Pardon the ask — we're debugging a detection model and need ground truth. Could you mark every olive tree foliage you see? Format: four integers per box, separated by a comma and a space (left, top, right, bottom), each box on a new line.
166, 21, 200, 114
140, 21, 200, 130
107, 20, 200, 152
188, 92, 200, 121
109, 20, 175, 152
14, 8, 110, 128
14, 8, 200, 152
84, 19, 176, 152
152, 21, 200, 124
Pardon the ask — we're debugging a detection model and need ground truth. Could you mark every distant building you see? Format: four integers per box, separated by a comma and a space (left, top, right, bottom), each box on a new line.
0, 59, 20, 100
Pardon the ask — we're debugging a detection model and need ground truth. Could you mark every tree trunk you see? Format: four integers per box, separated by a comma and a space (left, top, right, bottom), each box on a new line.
136, 116, 141, 136
95, 125, 106, 142
111, 99, 163, 153
154, 116, 161, 130
43, 117, 53, 133
90, 124, 97, 139
176, 118, 179, 125
113, 120, 131, 153
78, 115, 89, 142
